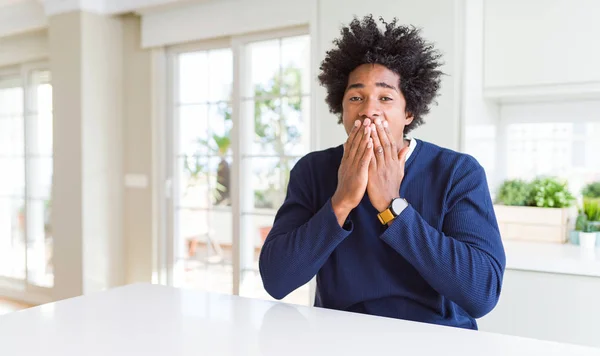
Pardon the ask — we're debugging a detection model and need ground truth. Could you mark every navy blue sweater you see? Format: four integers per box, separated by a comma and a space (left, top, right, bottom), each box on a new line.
259, 139, 506, 329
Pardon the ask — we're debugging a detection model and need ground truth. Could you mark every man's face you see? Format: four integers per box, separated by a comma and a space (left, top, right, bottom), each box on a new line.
341, 63, 413, 147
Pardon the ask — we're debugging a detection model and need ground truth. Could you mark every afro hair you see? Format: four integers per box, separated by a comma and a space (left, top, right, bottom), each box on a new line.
318, 15, 444, 134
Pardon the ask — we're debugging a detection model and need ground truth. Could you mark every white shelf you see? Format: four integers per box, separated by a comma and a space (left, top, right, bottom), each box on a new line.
504, 240, 600, 278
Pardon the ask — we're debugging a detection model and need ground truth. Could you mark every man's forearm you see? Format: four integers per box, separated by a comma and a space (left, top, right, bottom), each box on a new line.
379, 205, 505, 318
259, 198, 352, 300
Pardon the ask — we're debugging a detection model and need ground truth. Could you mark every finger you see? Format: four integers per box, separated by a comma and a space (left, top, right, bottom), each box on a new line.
359, 136, 373, 171
351, 124, 370, 162
370, 123, 385, 166
383, 120, 398, 161
344, 120, 361, 160
352, 124, 371, 166
375, 118, 393, 161
368, 142, 377, 172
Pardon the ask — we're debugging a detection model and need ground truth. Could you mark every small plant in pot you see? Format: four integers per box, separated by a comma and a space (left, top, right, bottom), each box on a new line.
578, 198, 600, 250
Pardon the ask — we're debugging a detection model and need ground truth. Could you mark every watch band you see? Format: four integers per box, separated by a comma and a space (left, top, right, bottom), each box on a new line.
377, 208, 395, 225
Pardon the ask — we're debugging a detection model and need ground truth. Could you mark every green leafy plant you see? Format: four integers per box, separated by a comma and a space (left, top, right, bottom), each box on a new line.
526, 177, 576, 208
575, 213, 588, 231
575, 199, 600, 232
495, 179, 531, 206
582, 182, 600, 199
583, 198, 600, 221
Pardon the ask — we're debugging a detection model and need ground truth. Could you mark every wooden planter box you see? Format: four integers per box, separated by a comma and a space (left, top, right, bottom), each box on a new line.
493, 205, 576, 244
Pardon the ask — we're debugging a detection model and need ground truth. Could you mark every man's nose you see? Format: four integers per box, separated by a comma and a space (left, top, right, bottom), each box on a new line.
358, 98, 381, 119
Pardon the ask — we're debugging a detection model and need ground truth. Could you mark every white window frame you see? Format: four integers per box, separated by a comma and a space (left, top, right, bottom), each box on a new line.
0, 61, 54, 305
163, 26, 314, 302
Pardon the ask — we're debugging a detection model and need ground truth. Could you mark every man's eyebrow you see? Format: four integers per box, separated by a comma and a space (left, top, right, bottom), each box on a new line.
345, 82, 398, 92
345, 83, 364, 91
376, 82, 398, 92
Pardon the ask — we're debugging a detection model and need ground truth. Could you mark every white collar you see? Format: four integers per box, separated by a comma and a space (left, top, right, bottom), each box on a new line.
404, 137, 417, 161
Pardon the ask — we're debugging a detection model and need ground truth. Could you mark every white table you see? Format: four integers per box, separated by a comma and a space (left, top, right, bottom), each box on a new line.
0, 284, 598, 356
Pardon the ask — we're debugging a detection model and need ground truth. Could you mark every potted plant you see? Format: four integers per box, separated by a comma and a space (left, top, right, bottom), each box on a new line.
571, 181, 600, 245
494, 176, 576, 243
578, 198, 600, 250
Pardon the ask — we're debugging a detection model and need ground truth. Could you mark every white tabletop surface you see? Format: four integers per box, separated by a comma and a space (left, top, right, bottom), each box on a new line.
504, 240, 600, 277
1, 284, 599, 356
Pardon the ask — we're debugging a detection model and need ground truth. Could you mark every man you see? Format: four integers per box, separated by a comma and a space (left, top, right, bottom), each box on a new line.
258, 15, 505, 330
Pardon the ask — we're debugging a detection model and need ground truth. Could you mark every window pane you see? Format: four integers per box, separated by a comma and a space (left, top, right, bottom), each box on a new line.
506, 122, 600, 195
27, 157, 52, 200
239, 213, 310, 305
208, 156, 232, 207
178, 155, 210, 209
248, 98, 281, 156
207, 102, 232, 157
178, 104, 208, 156
246, 39, 281, 98
35, 78, 53, 112
244, 96, 309, 156
0, 117, 24, 157
26, 76, 53, 157
0, 158, 25, 197
175, 207, 233, 295
242, 157, 299, 213
26, 199, 53, 287
0, 82, 23, 117
281, 96, 310, 156
0, 198, 25, 280
208, 49, 233, 102
178, 52, 208, 104
281, 35, 310, 96
25, 116, 52, 157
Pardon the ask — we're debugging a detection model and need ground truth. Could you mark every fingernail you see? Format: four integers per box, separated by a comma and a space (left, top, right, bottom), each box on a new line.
354, 120, 360, 127
383, 121, 389, 128
364, 118, 371, 126
375, 119, 381, 126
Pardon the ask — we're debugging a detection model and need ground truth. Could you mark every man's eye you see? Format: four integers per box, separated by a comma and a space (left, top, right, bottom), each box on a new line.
349, 97, 361, 102
381, 97, 393, 101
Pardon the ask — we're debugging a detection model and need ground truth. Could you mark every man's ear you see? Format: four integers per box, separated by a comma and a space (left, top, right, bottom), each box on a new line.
405, 112, 414, 126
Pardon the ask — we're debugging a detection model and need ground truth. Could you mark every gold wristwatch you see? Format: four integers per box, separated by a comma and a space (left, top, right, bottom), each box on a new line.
377, 198, 409, 225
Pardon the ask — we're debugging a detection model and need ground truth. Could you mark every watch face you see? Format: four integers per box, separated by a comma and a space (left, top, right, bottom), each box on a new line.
391, 198, 407, 215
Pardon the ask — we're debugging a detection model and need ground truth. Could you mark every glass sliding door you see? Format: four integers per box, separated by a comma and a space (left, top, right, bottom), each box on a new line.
0, 65, 53, 294
166, 28, 312, 305
237, 34, 311, 305
170, 45, 234, 294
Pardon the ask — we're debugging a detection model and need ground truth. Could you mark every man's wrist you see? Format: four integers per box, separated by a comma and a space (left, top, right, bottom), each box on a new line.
331, 195, 353, 227
375, 195, 401, 213
377, 196, 408, 226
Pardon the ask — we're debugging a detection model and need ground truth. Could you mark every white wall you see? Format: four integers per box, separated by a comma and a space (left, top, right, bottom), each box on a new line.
0, 30, 48, 68
140, 0, 312, 48
50, 11, 124, 299
0, 0, 46, 39
461, 0, 501, 189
